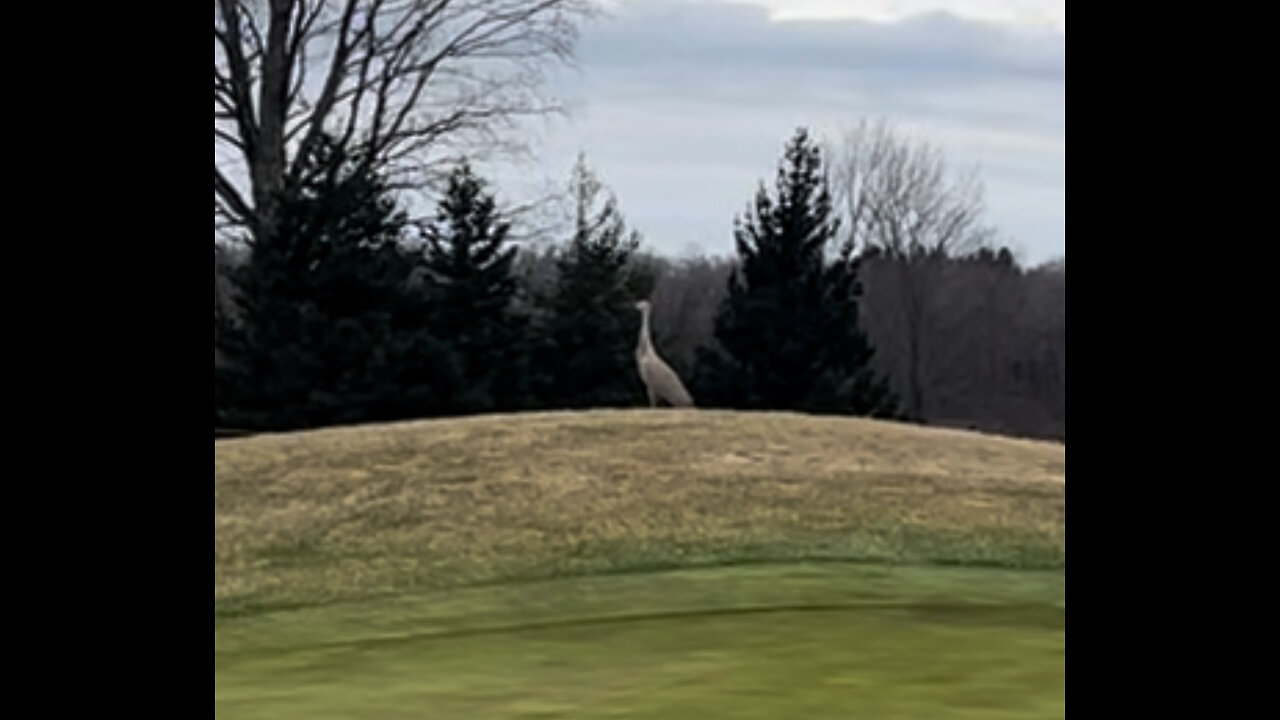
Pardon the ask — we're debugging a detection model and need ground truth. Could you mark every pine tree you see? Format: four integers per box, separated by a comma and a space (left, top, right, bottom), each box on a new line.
695, 128, 900, 417
535, 155, 647, 408
216, 134, 460, 430
420, 161, 526, 413
816, 240, 902, 418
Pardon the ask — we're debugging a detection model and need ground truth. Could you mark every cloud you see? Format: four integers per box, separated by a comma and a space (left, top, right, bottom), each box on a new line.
580, 1, 1063, 82
480, 0, 1065, 264
696, 1, 1065, 31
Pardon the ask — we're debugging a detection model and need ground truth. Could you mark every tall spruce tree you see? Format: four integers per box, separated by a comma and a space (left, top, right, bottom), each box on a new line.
420, 161, 527, 413
216, 134, 460, 430
695, 128, 900, 417
535, 155, 647, 408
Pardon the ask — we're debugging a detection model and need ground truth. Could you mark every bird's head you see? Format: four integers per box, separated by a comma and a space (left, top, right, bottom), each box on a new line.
634, 299, 651, 313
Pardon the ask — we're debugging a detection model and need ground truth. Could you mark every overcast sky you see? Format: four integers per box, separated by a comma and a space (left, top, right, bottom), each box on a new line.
480, 0, 1065, 266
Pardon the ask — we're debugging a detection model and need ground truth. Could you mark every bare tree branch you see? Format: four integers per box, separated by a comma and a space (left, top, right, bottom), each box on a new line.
215, 166, 255, 231
215, 127, 245, 150
215, 1, 260, 159
216, 0, 591, 244
286, 0, 367, 187
236, 0, 267, 60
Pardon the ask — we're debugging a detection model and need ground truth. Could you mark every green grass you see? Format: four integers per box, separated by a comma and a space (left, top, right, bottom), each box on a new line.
215, 409, 1066, 718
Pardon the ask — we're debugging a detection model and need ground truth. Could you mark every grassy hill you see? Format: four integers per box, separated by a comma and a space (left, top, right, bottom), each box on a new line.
215, 409, 1065, 719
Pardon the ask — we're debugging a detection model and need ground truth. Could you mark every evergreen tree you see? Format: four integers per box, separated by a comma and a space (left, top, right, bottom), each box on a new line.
420, 161, 527, 413
694, 128, 900, 417
216, 134, 459, 430
534, 155, 647, 408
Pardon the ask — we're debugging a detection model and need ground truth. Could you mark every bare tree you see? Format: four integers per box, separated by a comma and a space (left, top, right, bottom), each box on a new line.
1020, 260, 1065, 435
214, 0, 592, 243
828, 118, 997, 419
648, 254, 734, 378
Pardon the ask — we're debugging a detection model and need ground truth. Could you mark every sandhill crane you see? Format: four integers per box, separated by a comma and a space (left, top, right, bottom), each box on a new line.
634, 300, 694, 408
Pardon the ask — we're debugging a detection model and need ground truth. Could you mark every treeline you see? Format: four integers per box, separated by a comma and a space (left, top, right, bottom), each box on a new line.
215, 126, 1064, 441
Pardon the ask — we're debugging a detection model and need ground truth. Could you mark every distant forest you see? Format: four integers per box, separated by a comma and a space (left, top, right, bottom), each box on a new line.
215, 126, 1063, 441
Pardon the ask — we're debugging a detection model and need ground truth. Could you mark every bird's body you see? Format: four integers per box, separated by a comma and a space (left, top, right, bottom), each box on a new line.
634, 300, 694, 407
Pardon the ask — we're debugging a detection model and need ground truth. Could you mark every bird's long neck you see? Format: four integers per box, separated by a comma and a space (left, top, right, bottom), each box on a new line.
638, 307, 654, 355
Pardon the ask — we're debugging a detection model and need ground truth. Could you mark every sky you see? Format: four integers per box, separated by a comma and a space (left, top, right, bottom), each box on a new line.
480, 0, 1065, 266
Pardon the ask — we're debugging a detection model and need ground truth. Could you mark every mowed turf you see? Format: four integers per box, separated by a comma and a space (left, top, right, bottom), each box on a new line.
215, 409, 1066, 718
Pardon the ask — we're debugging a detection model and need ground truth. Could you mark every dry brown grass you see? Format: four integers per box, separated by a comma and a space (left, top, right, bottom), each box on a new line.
214, 409, 1065, 617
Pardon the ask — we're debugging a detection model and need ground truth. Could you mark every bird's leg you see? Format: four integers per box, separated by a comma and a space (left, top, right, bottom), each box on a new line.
647, 388, 657, 407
